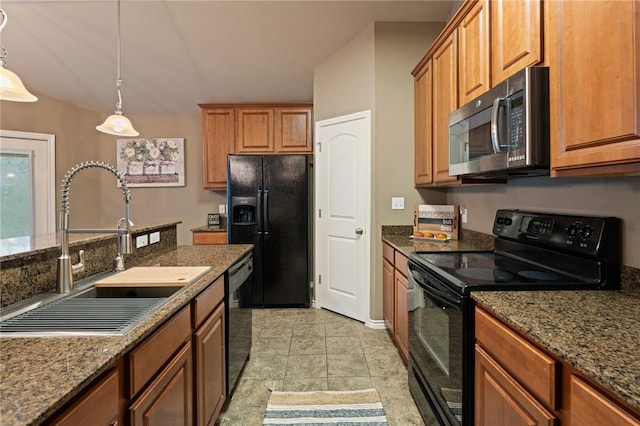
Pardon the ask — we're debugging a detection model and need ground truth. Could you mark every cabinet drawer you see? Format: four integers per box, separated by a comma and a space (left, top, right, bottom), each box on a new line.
192, 232, 227, 245
394, 251, 409, 278
570, 375, 640, 426
475, 306, 558, 409
192, 276, 224, 328
382, 242, 394, 264
50, 368, 120, 426
129, 305, 191, 397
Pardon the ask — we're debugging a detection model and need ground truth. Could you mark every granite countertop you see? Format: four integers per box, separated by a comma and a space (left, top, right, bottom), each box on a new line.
473, 291, 640, 412
382, 230, 495, 258
0, 244, 252, 426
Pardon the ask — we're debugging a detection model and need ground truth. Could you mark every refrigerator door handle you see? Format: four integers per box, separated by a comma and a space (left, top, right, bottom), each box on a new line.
257, 188, 263, 234
263, 188, 269, 235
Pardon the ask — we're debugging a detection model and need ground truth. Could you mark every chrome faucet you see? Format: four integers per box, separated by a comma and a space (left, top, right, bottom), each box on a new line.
57, 161, 133, 294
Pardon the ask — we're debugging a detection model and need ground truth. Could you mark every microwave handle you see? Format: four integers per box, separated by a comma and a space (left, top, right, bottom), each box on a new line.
490, 97, 505, 154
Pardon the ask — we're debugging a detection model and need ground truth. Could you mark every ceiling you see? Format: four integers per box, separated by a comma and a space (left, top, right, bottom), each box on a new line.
1, 1, 457, 115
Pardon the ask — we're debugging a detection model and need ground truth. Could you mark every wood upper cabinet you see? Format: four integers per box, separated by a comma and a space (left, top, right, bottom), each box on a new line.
547, 0, 640, 176
201, 108, 234, 191
200, 104, 313, 190
235, 109, 274, 153
414, 58, 434, 186
491, 0, 543, 85
432, 30, 459, 184
458, 0, 490, 105
274, 108, 313, 153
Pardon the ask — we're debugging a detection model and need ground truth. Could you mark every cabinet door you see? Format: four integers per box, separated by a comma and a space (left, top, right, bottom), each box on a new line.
274, 108, 313, 153
458, 0, 490, 105
548, 0, 640, 176
382, 257, 395, 332
195, 303, 226, 426
414, 59, 433, 186
235, 109, 274, 153
432, 31, 459, 184
50, 369, 120, 426
475, 345, 557, 426
491, 0, 542, 85
130, 343, 193, 426
569, 375, 640, 426
394, 269, 409, 361
201, 108, 234, 190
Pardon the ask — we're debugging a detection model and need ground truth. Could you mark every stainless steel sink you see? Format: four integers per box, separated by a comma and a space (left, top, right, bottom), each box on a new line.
0, 296, 166, 336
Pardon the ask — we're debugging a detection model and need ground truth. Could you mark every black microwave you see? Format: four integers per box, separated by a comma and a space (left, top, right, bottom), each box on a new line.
448, 66, 550, 178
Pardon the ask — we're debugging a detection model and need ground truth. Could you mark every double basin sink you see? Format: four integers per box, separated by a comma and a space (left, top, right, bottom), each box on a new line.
0, 266, 211, 337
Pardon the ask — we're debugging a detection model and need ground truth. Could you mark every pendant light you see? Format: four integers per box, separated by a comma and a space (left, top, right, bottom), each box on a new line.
0, 9, 38, 102
97, 0, 139, 137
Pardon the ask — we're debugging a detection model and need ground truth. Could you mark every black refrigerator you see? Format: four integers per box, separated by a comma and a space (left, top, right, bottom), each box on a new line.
227, 155, 310, 308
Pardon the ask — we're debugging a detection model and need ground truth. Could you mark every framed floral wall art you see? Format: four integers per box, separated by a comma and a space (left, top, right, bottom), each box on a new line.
116, 138, 185, 187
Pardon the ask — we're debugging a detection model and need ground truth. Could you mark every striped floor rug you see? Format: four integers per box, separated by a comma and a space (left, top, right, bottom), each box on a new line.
263, 388, 389, 425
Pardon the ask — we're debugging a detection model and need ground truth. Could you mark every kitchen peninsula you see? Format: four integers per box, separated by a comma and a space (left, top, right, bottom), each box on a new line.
0, 234, 252, 425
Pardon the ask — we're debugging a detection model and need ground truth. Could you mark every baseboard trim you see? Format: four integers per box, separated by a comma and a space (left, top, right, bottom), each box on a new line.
366, 319, 387, 330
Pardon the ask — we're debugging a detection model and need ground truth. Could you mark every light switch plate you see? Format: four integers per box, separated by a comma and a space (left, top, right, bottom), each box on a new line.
149, 232, 160, 244
219, 204, 226, 214
391, 197, 405, 210
136, 234, 148, 248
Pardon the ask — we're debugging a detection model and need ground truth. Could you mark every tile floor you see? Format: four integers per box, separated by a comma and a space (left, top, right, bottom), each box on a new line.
218, 307, 427, 425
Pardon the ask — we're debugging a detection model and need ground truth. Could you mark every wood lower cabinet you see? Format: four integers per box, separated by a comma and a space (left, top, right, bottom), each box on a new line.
382, 241, 409, 361
569, 375, 640, 426
130, 343, 193, 426
475, 345, 557, 426
192, 231, 228, 245
193, 281, 226, 426
476, 305, 640, 426
49, 368, 121, 426
548, 0, 640, 177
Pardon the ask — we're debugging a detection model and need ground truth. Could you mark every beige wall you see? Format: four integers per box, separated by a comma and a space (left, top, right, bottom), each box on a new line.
313, 22, 445, 321
1, 96, 225, 246
448, 176, 640, 268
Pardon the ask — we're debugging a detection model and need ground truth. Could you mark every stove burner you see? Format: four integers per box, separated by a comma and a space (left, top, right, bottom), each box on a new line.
455, 268, 514, 282
518, 270, 561, 281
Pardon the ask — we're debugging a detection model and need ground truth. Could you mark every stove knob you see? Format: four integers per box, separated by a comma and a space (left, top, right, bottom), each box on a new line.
504, 217, 513, 226
497, 217, 505, 225
567, 224, 578, 237
580, 226, 593, 239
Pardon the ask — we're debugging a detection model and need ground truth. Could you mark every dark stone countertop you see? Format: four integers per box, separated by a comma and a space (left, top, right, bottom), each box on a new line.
0, 244, 252, 426
190, 225, 227, 233
382, 228, 495, 258
473, 291, 640, 413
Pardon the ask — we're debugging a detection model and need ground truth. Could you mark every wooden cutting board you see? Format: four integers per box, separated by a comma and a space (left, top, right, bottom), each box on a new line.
94, 266, 212, 288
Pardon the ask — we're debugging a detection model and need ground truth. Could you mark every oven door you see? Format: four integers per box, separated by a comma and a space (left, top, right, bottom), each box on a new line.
408, 261, 471, 426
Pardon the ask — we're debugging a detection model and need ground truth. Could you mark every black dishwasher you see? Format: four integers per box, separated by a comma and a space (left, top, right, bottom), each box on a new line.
226, 253, 253, 396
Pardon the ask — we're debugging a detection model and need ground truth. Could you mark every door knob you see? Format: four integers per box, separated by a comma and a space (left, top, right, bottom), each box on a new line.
355, 228, 364, 235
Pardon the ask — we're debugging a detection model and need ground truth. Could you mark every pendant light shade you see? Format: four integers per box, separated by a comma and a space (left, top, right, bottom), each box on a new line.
0, 10, 38, 102
96, 0, 138, 137
96, 112, 139, 137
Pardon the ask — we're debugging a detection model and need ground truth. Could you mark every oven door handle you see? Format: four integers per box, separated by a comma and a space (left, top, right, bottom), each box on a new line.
409, 269, 462, 308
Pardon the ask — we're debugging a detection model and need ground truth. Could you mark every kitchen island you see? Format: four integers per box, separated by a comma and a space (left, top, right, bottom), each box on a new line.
0, 244, 252, 426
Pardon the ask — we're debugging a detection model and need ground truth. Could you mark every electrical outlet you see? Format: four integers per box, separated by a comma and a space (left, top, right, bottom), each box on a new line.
391, 197, 405, 210
219, 204, 226, 215
150, 231, 160, 244
460, 207, 468, 223
136, 234, 148, 248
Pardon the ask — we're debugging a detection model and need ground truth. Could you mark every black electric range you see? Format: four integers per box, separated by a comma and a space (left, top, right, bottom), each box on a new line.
407, 209, 621, 426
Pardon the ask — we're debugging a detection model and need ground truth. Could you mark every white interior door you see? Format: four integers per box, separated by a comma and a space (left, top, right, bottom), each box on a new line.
315, 110, 371, 323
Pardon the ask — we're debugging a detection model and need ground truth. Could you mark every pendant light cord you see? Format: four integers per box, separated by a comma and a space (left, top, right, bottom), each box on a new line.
115, 0, 123, 114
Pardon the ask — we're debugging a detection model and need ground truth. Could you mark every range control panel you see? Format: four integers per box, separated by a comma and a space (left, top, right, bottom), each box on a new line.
493, 209, 620, 257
